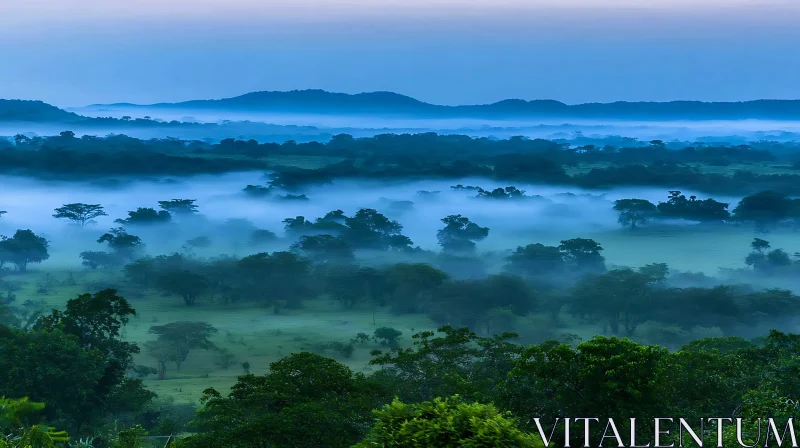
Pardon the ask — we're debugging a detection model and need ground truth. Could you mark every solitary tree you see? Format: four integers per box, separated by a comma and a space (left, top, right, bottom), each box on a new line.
155, 270, 210, 305
613, 199, 658, 229
98, 228, 144, 260
52, 203, 107, 227
79, 251, 119, 269
559, 238, 606, 273
436, 214, 489, 253
148, 321, 218, 371
733, 190, 793, 232
0, 229, 49, 272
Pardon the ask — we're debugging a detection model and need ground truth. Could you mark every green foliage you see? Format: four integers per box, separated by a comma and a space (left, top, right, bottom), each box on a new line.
613, 198, 658, 228
558, 238, 605, 273
0, 230, 49, 272
733, 190, 794, 231
353, 396, 541, 448
97, 228, 143, 260
370, 326, 522, 404
178, 353, 388, 448
0, 398, 69, 448
571, 268, 655, 335
109, 425, 148, 448
155, 270, 210, 306
373, 327, 402, 347
437, 215, 489, 253
147, 322, 218, 373
21, 290, 153, 432
504, 336, 671, 441
656, 190, 730, 222
78, 251, 119, 270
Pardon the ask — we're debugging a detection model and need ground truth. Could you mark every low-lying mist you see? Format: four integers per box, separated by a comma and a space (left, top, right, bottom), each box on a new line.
66, 106, 800, 142
0, 172, 756, 273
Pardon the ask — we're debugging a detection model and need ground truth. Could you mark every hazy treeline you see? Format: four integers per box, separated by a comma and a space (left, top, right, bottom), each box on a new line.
5, 132, 800, 195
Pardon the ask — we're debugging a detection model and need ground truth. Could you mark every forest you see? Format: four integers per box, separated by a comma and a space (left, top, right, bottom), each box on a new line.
2, 130, 800, 447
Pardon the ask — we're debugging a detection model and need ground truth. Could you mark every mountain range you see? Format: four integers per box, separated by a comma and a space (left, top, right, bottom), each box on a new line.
4, 91, 800, 124
88, 89, 800, 120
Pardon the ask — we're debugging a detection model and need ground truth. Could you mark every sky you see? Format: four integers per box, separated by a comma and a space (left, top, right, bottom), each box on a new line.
2, 0, 800, 107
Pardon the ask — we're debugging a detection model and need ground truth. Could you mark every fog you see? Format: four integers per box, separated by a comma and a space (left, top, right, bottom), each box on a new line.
1, 172, 740, 270
66, 106, 800, 142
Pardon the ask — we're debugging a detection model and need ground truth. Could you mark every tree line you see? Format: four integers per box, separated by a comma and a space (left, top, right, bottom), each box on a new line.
5, 132, 800, 194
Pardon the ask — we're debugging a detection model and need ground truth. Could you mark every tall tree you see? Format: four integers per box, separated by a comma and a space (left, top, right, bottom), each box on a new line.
28, 289, 153, 432
613, 198, 658, 229
558, 238, 606, 273
97, 228, 144, 260
52, 203, 107, 227
436, 214, 489, 253
148, 321, 218, 371
733, 190, 793, 232
0, 230, 49, 272
155, 270, 210, 306
180, 353, 388, 448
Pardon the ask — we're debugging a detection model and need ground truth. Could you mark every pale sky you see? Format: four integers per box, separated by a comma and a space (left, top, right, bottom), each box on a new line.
2, 0, 799, 106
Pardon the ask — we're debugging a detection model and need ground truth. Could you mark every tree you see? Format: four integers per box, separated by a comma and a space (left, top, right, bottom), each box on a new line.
504, 336, 671, 441
157, 199, 199, 215
0, 397, 69, 448
52, 203, 107, 227
506, 243, 565, 277
179, 353, 388, 448
114, 208, 171, 226
282, 216, 314, 236
571, 269, 655, 335
656, 191, 730, 222
0, 230, 49, 272
79, 251, 119, 269
17, 289, 154, 432
733, 190, 794, 232
144, 339, 178, 380
613, 198, 658, 229
148, 321, 218, 371
97, 228, 143, 260
369, 325, 523, 405
155, 270, 210, 305
343, 209, 412, 250
373, 327, 402, 347
290, 234, 354, 263
386, 263, 449, 313
353, 396, 539, 448
436, 214, 489, 253
0, 211, 6, 218
558, 238, 605, 273
744, 238, 793, 274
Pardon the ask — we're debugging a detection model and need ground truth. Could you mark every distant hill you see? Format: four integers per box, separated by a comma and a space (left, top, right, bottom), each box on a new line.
0, 100, 85, 122
90, 89, 800, 120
